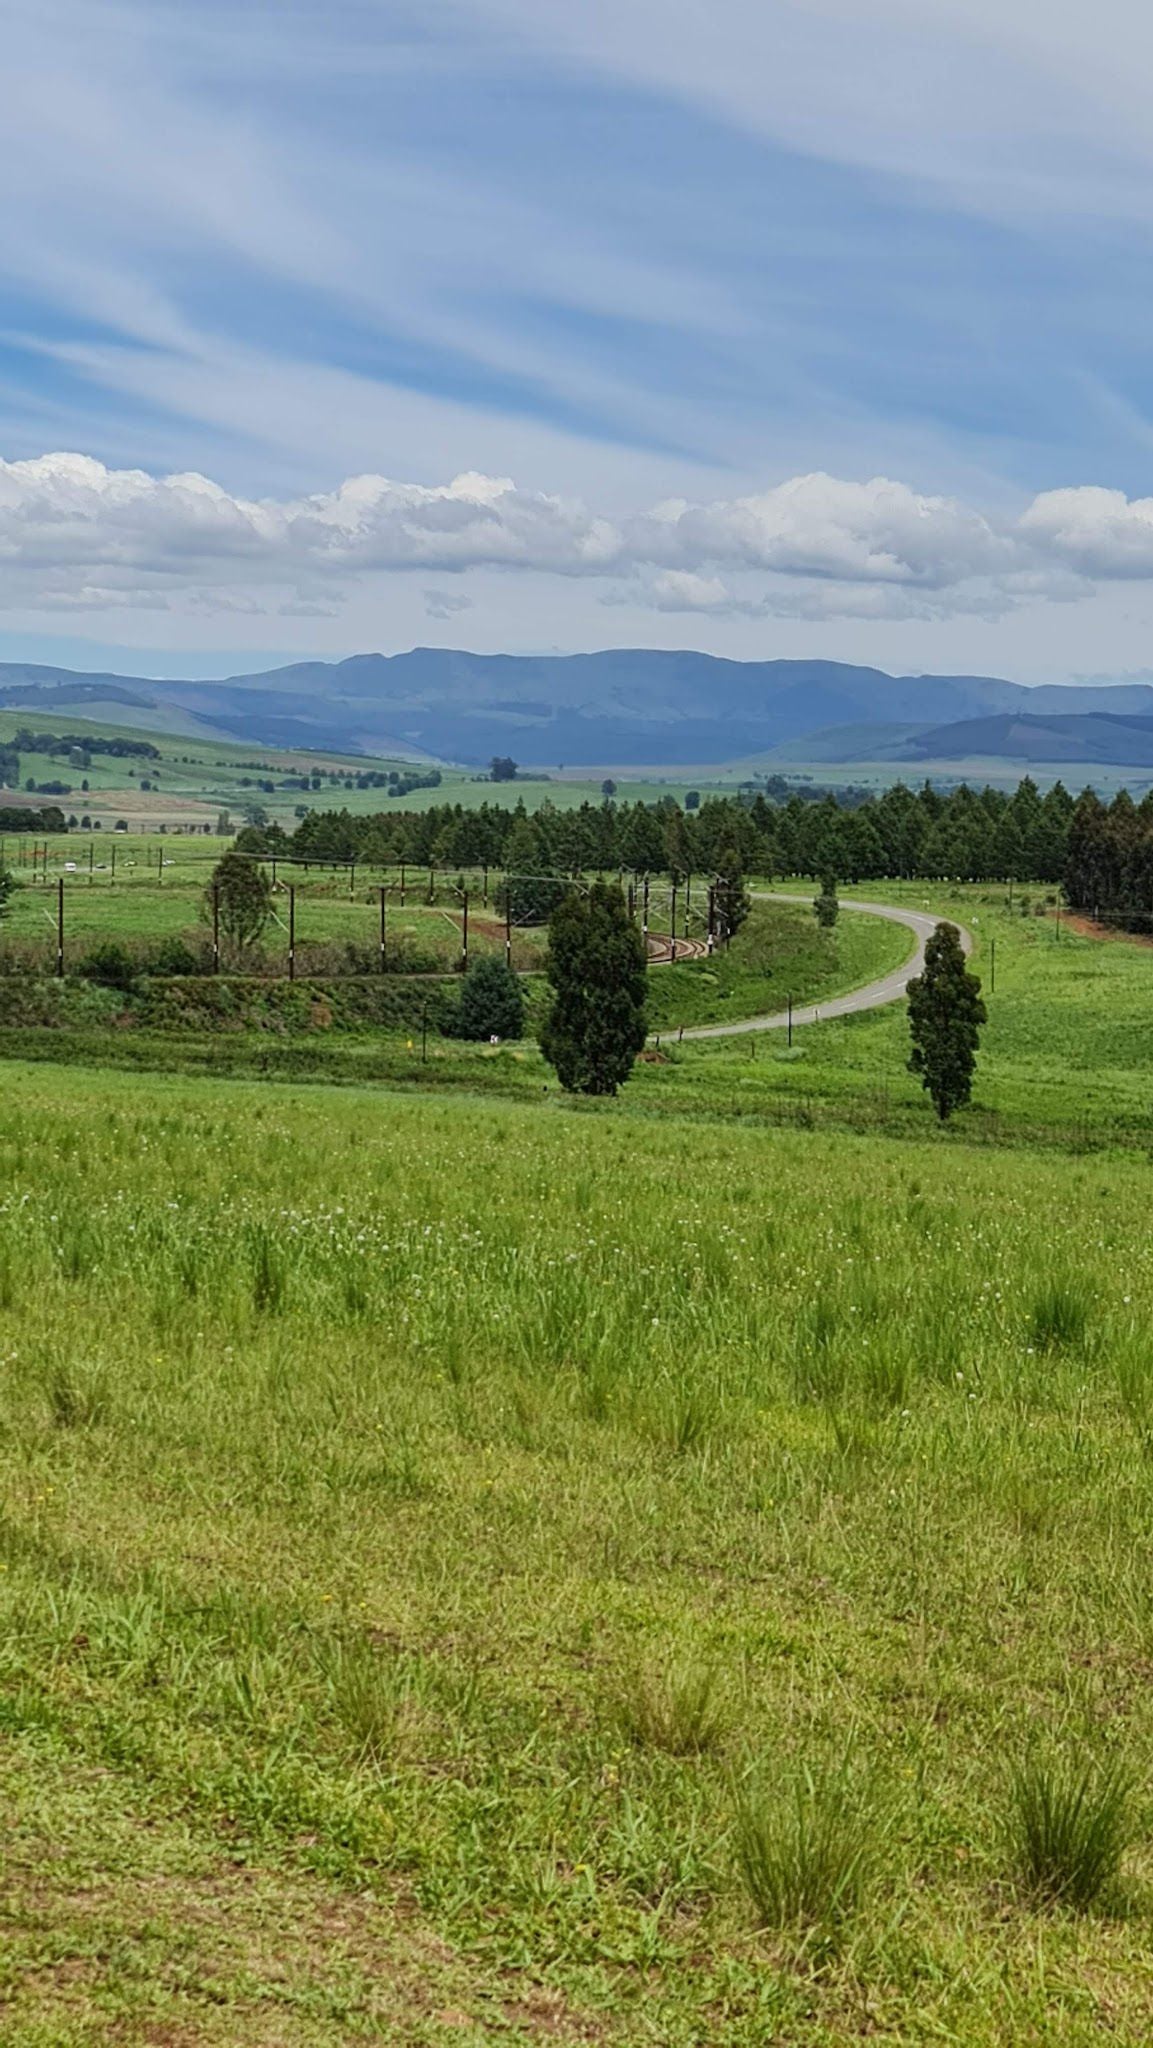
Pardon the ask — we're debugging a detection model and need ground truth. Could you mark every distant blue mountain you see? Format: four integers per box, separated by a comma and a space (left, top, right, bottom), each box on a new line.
3, 648, 1153, 767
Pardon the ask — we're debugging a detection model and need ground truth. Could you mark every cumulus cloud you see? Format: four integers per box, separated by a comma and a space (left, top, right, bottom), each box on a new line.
629, 473, 1012, 587
1019, 486, 1153, 578
1, 449, 1152, 625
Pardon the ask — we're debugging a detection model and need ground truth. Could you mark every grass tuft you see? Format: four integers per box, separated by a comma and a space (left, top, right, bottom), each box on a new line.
734, 1761, 880, 1949
43, 1359, 110, 1429
612, 1659, 724, 1756
1028, 1280, 1091, 1353
1007, 1751, 1133, 1910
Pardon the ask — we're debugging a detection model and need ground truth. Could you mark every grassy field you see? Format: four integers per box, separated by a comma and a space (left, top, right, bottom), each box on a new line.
4, 880, 1153, 2040
0, 714, 733, 830
3, 1068, 1153, 2042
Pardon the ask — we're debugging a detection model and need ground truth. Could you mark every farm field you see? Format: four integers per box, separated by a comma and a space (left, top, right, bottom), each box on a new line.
3, 1064, 1153, 2042
0, 713, 732, 830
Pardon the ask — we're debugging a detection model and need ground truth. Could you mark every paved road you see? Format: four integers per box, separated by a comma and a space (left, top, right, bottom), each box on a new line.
670, 893, 974, 1043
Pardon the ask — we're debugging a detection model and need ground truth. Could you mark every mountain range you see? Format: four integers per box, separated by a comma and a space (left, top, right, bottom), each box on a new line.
3, 650, 1153, 771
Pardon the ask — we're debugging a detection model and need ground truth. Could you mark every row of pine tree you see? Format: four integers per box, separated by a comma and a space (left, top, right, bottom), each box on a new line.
263, 774, 1080, 888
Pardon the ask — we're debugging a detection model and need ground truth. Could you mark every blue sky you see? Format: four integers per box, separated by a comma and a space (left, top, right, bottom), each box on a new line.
6, 0, 1153, 681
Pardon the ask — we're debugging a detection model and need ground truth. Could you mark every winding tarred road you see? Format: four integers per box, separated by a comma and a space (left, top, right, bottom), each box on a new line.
671, 893, 974, 1042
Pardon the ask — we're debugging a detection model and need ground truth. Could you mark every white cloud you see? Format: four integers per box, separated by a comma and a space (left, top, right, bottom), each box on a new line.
2, 448, 1153, 626
630, 473, 1010, 587
1019, 486, 1153, 578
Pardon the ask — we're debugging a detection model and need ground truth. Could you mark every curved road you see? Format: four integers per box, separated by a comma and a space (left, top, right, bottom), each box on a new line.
670, 893, 974, 1043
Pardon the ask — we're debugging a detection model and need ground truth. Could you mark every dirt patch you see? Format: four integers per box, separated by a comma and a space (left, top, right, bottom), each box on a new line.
1060, 911, 1153, 948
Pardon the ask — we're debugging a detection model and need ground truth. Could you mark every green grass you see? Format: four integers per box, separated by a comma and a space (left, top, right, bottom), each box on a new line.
645, 897, 911, 1033
3, 1064, 1153, 2038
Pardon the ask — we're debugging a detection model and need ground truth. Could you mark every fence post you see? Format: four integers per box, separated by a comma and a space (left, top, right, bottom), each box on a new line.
56, 876, 65, 979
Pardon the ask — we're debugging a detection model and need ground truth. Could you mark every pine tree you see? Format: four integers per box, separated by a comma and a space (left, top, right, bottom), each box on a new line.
713, 845, 750, 942
454, 956, 525, 1041
540, 880, 648, 1096
907, 922, 987, 1121
205, 851, 271, 956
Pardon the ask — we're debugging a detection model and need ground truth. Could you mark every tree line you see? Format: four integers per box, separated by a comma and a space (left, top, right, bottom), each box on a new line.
266, 774, 1075, 884
1063, 787, 1153, 929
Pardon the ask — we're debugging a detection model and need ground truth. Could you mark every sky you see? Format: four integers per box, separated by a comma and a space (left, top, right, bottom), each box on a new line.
7, 0, 1153, 682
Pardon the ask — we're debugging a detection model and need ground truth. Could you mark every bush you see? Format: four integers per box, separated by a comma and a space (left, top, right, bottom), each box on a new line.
454, 957, 525, 1041
78, 940, 137, 991
147, 937, 201, 977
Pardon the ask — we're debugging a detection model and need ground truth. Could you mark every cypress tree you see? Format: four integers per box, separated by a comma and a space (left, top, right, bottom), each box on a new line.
813, 871, 839, 928
907, 922, 987, 1121
540, 880, 648, 1096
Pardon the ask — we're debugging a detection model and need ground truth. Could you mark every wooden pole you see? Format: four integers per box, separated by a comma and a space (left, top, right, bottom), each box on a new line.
379, 885, 387, 973
461, 890, 469, 972
56, 876, 64, 979
212, 882, 220, 973
288, 884, 296, 981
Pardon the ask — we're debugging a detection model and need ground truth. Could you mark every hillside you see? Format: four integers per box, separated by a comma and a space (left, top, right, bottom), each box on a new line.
4, 649, 1153, 769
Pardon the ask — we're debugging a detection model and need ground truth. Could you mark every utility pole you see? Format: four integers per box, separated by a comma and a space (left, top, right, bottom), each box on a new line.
212, 883, 220, 974
461, 890, 469, 973
288, 884, 296, 981
379, 885, 387, 973
642, 874, 650, 941
670, 876, 678, 963
505, 891, 512, 969
787, 994, 793, 1048
56, 876, 64, 979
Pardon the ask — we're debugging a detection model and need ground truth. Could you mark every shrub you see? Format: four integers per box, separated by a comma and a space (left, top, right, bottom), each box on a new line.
147, 936, 201, 976
1007, 1752, 1133, 1909
77, 940, 137, 992
454, 956, 525, 1041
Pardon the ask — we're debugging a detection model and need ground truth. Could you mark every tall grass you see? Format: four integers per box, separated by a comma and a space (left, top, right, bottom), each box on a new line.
1007, 1752, 1134, 1910
733, 1761, 882, 1951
